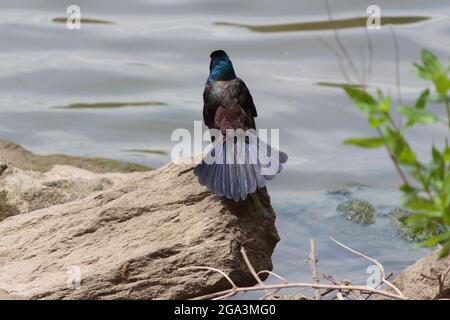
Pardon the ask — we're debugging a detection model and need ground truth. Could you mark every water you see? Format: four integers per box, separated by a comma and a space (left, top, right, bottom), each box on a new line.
1, 0, 449, 298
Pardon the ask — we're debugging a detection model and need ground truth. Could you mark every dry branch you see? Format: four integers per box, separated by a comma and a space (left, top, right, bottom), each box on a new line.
179, 238, 407, 300
329, 237, 404, 298
309, 239, 321, 299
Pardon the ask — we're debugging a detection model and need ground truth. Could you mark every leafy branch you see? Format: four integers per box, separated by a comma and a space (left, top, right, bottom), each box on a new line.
344, 49, 450, 258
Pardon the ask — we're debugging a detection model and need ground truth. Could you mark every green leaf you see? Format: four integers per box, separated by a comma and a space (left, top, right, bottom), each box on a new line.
404, 196, 441, 216
415, 89, 430, 109
421, 49, 446, 77
378, 95, 391, 112
343, 86, 376, 113
344, 137, 385, 148
435, 74, 450, 95
418, 232, 450, 247
428, 145, 445, 184
396, 106, 438, 124
413, 63, 433, 80
368, 115, 386, 128
400, 184, 419, 195
405, 213, 430, 231
443, 144, 450, 162
443, 171, 450, 196
398, 147, 417, 165
438, 240, 450, 259
383, 126, 417, 166
432, 145, 443, 163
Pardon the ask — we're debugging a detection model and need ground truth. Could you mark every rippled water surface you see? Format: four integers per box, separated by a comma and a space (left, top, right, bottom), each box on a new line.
1, 0, 449, 298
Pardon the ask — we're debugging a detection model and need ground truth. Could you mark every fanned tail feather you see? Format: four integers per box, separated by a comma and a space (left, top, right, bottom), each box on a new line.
194, 140, 288, 201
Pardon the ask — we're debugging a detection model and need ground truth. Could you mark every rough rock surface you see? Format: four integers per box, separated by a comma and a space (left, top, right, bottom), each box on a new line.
0, 161, 279, 300
0, 165, 141, 214
0, 139, 151, 173
0, 289, 27, 300
385, 250, 450, 299
0, 161, 7, 176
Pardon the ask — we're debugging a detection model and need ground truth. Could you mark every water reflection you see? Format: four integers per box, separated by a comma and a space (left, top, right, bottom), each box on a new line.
52, 17, 114, 25
55, 101, 167, 109
216, 16, 430, 33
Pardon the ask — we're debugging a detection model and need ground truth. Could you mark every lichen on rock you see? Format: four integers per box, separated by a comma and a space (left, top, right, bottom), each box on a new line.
337, 198, 376, 225
389, 207, 444, 242
0, 162, 7, 176
0, 190, 19, 223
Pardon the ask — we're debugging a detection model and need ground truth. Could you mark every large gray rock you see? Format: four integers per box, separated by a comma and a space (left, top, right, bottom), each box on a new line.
0, 289, 27, 300
0, 161, 279, 300
387, 250, 450, 299
0, 165, 141, 215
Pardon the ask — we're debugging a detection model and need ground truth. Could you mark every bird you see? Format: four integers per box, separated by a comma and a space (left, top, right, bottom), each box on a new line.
194, 50, 288, 201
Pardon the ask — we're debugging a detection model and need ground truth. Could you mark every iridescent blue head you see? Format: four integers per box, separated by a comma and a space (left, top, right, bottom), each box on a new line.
208, 50, 236, 82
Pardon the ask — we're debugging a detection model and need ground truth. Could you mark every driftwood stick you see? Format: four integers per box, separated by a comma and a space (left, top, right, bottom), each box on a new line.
179, 266, 237, 290
257, 270, 289, 299
365, 272, 394, 300
189, 281, 406, 300
309, 239, 321, 300
180, 238, 406, 301
240, 246, 273, 298
330, 237, 404, 298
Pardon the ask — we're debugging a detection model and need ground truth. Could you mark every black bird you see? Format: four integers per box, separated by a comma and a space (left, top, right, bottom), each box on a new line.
194, 50, 287, 201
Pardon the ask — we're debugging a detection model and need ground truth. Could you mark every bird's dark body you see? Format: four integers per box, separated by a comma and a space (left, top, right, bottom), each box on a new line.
203, 79, 257, 132
194, 50, 287, 201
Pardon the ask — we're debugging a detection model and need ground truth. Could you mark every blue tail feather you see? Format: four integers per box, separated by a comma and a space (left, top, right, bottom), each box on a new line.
194, 141, 287, 202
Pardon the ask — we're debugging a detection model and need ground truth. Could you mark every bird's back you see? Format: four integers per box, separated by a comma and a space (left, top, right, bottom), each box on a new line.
203, 78, 257, 132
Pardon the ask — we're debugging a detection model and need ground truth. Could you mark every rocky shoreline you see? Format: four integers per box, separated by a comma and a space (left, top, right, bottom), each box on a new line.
0, 140, 279, 299
0, 139, 447, 299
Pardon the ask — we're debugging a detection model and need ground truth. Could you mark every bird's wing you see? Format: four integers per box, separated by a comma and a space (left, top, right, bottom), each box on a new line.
202, 84, 217, 129
237, 78, 257, 119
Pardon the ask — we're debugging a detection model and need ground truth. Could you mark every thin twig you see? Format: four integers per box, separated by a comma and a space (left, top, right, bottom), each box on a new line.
189, 280, 406, 300
330, 237, 404, 298
324, 0, 362, 84
389, 26, 402, 106
309, 239, 321, 299
389, 26, 403, 128
256, 270, 289, 299
181, 239, 406, 301
257, 270, 288, 284
240, 246, 273, 298
323, 274, 361, 300
361, 43, 366, 86
376, 127, 411, 186
179, 266, 237, 290
315, 36, 351, 83
365, 272, 394, 300
364, 27, 373, 85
